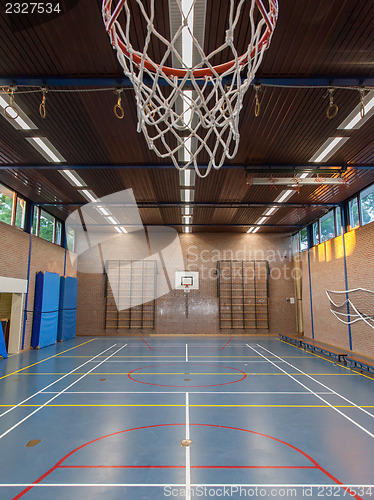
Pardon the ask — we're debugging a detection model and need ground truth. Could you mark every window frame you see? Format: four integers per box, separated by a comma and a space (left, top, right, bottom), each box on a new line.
359, 183, 374, 227
319, 209, 336, 243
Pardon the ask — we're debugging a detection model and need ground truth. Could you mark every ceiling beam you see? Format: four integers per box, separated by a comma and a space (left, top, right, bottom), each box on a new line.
37, 201, 336, 208
68, 223, 303, 228
1, 163, 373, 170
2, 76, 374, 87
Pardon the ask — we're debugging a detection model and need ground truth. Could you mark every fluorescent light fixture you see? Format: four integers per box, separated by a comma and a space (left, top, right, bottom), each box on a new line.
252, 227, 260, 233
257, 216, 269, 225
182, 0, 194, 68
182, 205, 193, 215
106, 216, 118, 225
264, 207, 278, 216
182, 90, 193, 128
27, 137, 66, 163
119, 226, 128, 234
299, 173, 309, 179
309, 137, 347, 163
0, 96, 37, 130
60, 170, 85, 187
181, 189, 194, 202
97, 206, 110, 216
338, 91, 374, 130
114, 227, 122, 233
182, 215, 192, 224
276, 190, 294, 203
79, 189, 99, 203
183, 226, 192, 233
180, 167, 195, 187
182, 137, 192, 162
247, 227, 254, 233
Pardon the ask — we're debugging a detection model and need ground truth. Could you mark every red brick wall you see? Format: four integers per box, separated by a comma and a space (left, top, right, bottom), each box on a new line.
0, 220, 77, 349
300, 222, 374, 356
76, 232, 298, 336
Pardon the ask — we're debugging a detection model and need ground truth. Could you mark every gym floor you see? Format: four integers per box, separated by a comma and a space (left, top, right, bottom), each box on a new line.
0, 336, 373, 499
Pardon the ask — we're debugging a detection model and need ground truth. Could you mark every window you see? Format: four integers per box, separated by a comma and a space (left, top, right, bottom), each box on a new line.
32, 206, 40, 235
360, 184, 374, 226
39, 209, 55, 243
300, 228, 308, 251
335, 207, 343, 236
349, 197, 360, 229
66, 228, 75, 252
32, 207, 63, 245
312, 222, 320, 245
55, 220, 62, 245
320, 211, 335, 242
0, 184, 13, 225
15, 197, 26, 229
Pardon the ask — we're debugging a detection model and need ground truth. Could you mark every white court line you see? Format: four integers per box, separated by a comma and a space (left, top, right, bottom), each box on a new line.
40, 391, 334, 395
186, 344, 189, 362
0, 345, 127, 441
0, 342, 116, 420
0, 483, 372, 488
247, 344, 374, 440
258, 344, 374, 420
89, 360, 286, 363
185, 392, 191, 500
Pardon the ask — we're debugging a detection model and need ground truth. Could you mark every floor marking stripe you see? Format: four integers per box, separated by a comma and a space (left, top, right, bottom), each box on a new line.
186, 344, 189, 362
2, 404, 372, 408
40, 391, 334, 395
249, 344, 374, 440
185, 393, 190, 500
0, 345, 127, 441
0, 339, 96, 380
58, 465, 317, 469
15, 372, 358, 376
0, 344, 115, 422
280, 340, 374, 381
1, 484, 372, 488
260, 344, 374, 419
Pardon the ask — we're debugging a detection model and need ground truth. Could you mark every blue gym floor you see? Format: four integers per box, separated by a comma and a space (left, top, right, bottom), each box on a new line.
0, 336, 374, 499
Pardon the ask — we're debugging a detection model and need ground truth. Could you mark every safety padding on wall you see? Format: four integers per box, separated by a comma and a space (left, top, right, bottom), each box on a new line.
31, 271, 60, 349
0, 323, 7, 359
58, 276, 78, 341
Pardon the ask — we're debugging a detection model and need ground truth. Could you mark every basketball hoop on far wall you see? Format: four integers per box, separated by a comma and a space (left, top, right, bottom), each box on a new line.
102, 0, 279, 177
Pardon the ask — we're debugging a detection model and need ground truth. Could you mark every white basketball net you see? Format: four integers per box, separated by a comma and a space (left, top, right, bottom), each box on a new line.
326, 289, 374, 329
102, 0, 278, 177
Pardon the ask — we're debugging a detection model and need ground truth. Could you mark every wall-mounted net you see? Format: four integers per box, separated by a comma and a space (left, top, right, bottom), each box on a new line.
326, 289, 374, 329
102, 0, 278, 177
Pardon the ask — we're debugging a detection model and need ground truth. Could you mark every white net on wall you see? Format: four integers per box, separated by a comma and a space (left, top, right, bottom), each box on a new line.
102, 0, 278, 177
326, 289, 374, 329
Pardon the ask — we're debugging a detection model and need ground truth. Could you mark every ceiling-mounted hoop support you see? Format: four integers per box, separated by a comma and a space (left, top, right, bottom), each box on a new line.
101, 0, 279, 177
3, 87, 18, 120
103, 0, 278, 78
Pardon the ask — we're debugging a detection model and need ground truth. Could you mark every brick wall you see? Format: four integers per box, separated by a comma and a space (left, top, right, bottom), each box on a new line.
0, 220, 77, 350
76, 231, 298, 336
300, 221, 374, 357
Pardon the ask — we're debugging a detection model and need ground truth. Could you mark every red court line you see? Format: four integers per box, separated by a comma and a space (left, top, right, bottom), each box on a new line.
220, 336, 234, 350
127, 362, 247, 388
12, 423, 363, 500
139, 337, 152, 350
59, 465, 317, 469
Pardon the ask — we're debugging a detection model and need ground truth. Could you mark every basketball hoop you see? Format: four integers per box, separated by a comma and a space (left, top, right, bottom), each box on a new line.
183, 284, 191, 294
102, 0, 278, 177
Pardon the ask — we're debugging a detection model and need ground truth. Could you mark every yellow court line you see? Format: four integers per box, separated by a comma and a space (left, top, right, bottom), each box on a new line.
280, 339, 374, 381
58, 355, 310, 359
0, 339, 96, 381
0, 404, 373, 408
17, 372, 358, 376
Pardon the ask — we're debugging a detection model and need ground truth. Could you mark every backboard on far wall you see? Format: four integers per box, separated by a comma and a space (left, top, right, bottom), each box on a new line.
175, 271, 199, 290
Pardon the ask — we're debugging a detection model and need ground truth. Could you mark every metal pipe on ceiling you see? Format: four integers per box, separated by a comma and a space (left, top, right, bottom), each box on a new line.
2, 76, 374, 87
1, 164, 373, 170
